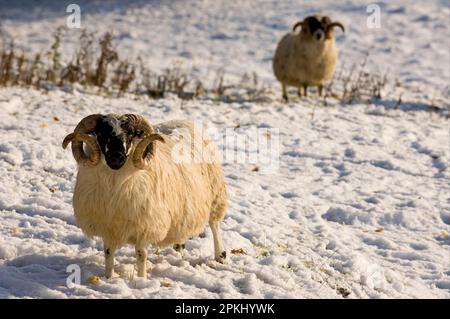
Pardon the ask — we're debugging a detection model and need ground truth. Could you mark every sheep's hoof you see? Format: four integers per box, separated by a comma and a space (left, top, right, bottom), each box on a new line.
215, 251, 227, 264
282, 95, 288, 102
173, 243, 185, 254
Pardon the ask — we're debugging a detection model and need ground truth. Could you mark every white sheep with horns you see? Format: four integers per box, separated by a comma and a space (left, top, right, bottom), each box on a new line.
63, 114, 228, 278
273, 14, 345, 101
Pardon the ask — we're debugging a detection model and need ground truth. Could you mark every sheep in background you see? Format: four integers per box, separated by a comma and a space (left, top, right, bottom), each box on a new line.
273, 15, 345, 101
63, 114, 227, 278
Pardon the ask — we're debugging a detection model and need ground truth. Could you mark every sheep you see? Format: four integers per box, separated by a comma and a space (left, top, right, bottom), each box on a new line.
62, 114, 227, 278
273, 15, 345, 101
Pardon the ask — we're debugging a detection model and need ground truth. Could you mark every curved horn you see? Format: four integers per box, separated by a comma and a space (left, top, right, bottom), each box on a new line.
62, 133, 101, 167
124, 114, 164, 169
73, 114, 103, 133
123, 114, 155, 135
132, 134, 165, 169
328, 22, 345, 32
292, 21, 304, 32
62, 114, 103, 167
62, 132, 77, 150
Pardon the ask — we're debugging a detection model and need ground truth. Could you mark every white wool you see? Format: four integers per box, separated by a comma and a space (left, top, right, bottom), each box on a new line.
72, 119, 227, 277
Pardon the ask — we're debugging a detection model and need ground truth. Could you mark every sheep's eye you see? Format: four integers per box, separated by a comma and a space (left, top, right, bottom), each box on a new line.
135, 130, 143, 138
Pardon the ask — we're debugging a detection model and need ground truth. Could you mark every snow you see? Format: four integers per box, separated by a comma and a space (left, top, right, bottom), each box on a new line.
0, 0, 449, 299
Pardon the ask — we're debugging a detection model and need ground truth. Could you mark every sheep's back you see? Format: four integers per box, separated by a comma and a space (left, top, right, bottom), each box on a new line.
155, 120, 227, 245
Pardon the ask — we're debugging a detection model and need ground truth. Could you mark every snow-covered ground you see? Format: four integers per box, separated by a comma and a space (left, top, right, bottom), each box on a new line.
0, 0, 449, 298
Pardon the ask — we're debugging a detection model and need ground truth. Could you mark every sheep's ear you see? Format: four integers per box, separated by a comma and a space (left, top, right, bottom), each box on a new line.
321, 16, 332, 25
292, 21, 304, 32
151, 133, 165, 144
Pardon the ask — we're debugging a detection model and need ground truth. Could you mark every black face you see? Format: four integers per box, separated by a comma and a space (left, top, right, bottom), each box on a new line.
95, 116, 139, 170
304, 16, 331, 41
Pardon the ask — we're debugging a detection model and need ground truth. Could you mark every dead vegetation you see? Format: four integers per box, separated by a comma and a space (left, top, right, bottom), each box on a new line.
337, 53, 388, 103
0, 27, 447, 116
0, 27, 266, 102
321, 52, 390, 104
317, 52, 449, 117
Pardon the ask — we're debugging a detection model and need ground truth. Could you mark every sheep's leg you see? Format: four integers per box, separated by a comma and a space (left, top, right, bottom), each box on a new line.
104, 245, 115, 278
282, 84, 288, 102
303, 85, 308, 97
210, 220, 226, 263
135, 246, 148, 277
318, 84, 323, 97
297, 88, 302, 98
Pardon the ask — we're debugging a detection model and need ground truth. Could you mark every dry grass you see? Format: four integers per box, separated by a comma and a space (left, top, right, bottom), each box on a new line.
0, 27, 447, 117
324, 52, 389, 104
0, 27, 266, 102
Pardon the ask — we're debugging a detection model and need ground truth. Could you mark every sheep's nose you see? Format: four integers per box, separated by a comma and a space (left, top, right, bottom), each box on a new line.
314, 30, 325, 41
106, 152, 126, 170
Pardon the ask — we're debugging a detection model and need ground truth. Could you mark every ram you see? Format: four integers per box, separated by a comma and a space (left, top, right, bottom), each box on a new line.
63, 114, 227, 278
273, 15, 345, 101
